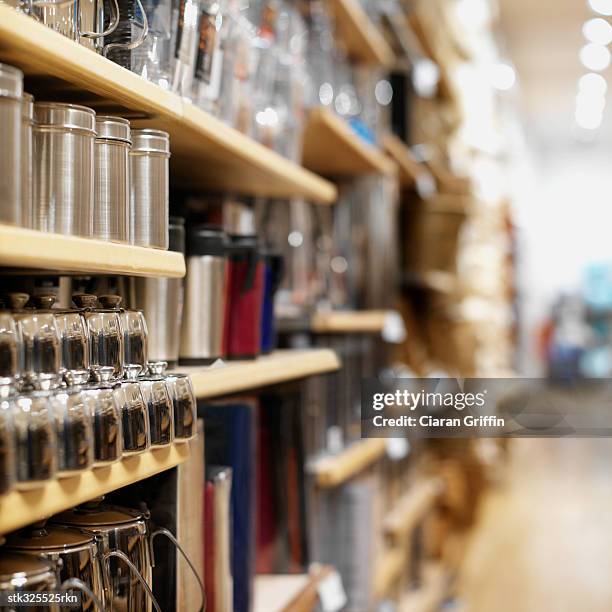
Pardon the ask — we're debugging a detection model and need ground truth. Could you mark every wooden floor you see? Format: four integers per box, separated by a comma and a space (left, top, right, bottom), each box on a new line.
457, 438, 612, 612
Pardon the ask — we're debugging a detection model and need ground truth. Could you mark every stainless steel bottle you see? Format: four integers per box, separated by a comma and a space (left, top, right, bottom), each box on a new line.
33, 103, 96, 237
130, 129, 170, 249
94, 116, 131, 243
180, 225, 229, 364
133, 217, 185, 366
21, 92, 34, 228
0, 63, 22, 226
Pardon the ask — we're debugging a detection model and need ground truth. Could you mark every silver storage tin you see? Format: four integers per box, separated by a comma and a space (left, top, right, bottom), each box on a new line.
33, 102, 96, 237
130, 129, 170, 249
94, 116, 131, 242
21, 92, 34, 228
0, 63, 22, 225
133, 217, 185, 366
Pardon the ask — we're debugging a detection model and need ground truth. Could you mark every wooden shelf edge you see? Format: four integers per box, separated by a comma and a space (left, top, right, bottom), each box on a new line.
384, 477, 445, 542
311, 438, 387, 488
331, 0, 395, 67
254, 566, 335, 612
311, 310, 390, 334
0, 6, 336, 204
373, 549, 405, 600
0, 225, 186, 277
303, 108, 396, 177
183, 349, 341, 400
0, 443, 191, 535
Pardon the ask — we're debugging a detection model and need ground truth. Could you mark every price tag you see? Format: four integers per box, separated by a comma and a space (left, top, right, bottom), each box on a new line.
317, 570, 347, 612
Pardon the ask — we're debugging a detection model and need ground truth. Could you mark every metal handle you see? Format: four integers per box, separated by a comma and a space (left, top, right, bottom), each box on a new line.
60, 578, 104, 612
103, 0, 148, 57
78, 0, 120, 39
103, 550, 162, 612
150, 527, 207, 612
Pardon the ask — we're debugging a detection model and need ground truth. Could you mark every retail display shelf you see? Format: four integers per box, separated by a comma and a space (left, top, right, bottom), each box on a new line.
181, 349, 341, 399
311, 310, 390, 334
373, 549, 405, 599
311, 438, 388, 488
0, 443, 191, 535
330, 0, 395, 67
0, 224, 186, 277
254, 566, 334, 612
398, 563, 447, 612
0, 5, 336, 204
384, 477, 445, 543
382, 133, 432, 189
302, 108, 396, 177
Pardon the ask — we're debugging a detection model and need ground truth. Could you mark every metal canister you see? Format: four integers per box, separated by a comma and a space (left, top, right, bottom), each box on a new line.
0, 63, 22, 225
130, 129, 170, 250
0, 552, 57, 601
133, 217, 185, 366
94, 116, 131, 242
179, 225, 229, 364
21, 92, 34, 228
33, 103, 96, 237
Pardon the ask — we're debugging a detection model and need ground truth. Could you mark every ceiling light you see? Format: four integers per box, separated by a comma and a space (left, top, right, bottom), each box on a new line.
579, 72, 608, 95
583, 17, 612, 44
580, 43, 611, 71
374, 80, 393, 105
489, 63, 516, 90
589, 0, 612, 16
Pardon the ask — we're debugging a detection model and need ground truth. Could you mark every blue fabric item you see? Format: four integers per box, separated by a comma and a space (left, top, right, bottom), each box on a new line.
200, 402, 256, 612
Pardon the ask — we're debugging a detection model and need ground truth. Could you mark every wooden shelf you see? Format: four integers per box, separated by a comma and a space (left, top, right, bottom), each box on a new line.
373, 549, 405, 599
329, 0, 395, 67
181, 349, 341, 399
254, 566, 334, 612
0, 224, 185, 277
384, 478, 444, 543
0, 6, 336, 204
382, 133, 433, 190
0, 443, 190, 535
302, 108, 396, 177
311, 310, 390, 334
398, 563, 448, 612
311, 438, 387, 488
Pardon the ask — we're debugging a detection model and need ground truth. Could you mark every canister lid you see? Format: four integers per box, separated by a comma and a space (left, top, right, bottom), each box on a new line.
131, 129, 170, 155
6, 525, 94, 551
52, 504, 144, 528
34, 102, 96, 133
0, 63, 23, 100
21, 92, 34, 121
0, 552, 54, 581
95, 115, 131, 143
186, 225, 227, 257
226, 233, 260, 255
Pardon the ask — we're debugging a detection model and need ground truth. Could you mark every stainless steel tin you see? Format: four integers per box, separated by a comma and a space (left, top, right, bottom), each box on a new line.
0, 63, 22, 225
130, 129, 170, 250
112, 381, 150, 454
164, 372, 196, 441
82, 385, 123, 466
94, 116, 131, 243
33, 103, 96, 237
120, 308, 148, 373
138, 376, 173, 447
21, 92, 34, 228
0, 552, 57, 593
0, 398, 16, 495
180, 254, 228, 363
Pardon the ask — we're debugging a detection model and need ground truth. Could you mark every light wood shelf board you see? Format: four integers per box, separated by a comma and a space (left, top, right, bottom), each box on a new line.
302, 108, 396, 177
0, 224, 186, 277
0, 443, 190, 535
330, 0, 395, 67
254, 566, 334, 612
0, 6, 336, 203
181, 349, 341, 399
311, 438, 387, 488
384, 477, 445, 542
311, 310, 389, 334
373, 549, 405, 599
